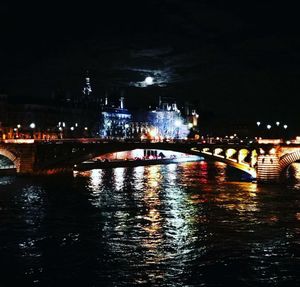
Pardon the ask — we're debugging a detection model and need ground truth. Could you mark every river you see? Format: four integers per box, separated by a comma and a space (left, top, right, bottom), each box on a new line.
0, 161, 300, 286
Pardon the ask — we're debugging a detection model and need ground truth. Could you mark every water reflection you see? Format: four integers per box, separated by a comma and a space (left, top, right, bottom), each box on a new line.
1, 162, 300, 286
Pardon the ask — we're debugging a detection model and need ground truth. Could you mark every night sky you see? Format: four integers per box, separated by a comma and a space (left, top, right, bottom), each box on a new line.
1, 1, 300, 123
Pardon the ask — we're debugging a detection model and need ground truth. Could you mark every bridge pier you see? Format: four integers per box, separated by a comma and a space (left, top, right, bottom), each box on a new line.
256, 154, 280, 183
18, 144, 37, 174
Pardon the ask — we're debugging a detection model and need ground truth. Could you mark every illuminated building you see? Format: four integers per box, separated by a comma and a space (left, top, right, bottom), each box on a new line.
99, 96, 132, 138
147, 96, 189, 139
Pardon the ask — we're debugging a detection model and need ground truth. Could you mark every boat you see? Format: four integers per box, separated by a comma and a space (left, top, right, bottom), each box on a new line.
74, 156, 201, 171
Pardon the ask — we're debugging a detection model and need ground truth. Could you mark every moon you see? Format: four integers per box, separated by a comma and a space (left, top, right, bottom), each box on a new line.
145, 76, 154, 85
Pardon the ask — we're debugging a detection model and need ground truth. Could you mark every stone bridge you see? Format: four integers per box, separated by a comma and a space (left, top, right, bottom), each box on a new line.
1, 139, 300, 182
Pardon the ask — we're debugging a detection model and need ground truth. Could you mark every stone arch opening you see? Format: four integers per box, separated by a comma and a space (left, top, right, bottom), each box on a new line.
279, 151, 300, 179
0, 148, 19, 172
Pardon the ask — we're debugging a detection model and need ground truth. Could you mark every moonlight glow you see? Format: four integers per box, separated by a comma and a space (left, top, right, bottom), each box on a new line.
145, 76, 154, 85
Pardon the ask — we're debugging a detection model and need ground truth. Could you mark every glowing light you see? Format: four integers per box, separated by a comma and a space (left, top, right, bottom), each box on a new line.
269, 148, 276, 155
149, 129, 157, 138
226, 149, 237, 159
17, 124, 21, 129
283, 124, 288, 129
145, 76, 154, 85
238, 149, 249, 163
70, 126, 74, 131
124, 124, 129, 129
267, 124, 271, 129
276, 121, 280, 126
256, 121, 261, 126
175, 119, 182, 127
29, 123, 36, 129
84, 127, 88, 130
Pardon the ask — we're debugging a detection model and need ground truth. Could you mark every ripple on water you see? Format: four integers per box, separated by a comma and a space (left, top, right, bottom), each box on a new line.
0, 163, 300, 286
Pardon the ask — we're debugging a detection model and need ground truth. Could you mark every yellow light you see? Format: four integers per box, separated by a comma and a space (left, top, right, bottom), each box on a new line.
149, 129, 157, 138
226, 148, 236, 158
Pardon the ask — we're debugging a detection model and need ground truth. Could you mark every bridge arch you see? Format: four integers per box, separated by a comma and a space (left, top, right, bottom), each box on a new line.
85, 146, 257, 178
279, 151, 300, 175
0, 147, 19, 171
38, 142, 257, 178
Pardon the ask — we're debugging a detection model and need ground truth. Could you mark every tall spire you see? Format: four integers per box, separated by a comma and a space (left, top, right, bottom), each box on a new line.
82, 70, 92, 96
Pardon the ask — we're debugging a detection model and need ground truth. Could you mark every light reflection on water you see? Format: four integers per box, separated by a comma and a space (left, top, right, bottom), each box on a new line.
1, 162, 300, 286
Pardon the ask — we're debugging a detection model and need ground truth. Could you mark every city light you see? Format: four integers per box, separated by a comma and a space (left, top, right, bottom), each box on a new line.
283, 124, 288, 129
175, 119, 182, 127
256, 121, 261, 126
267, 124, 271, 130
30, 123, 36, 129
276, 121, 280, 126
149, 128, 157, 138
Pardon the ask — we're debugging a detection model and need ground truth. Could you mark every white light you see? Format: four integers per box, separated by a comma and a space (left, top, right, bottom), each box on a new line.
256, 121, 261, 126
30, 123, 36, 129
75, 123, 78, 127
145, 76, 153, 85
124, 124, 129, 129
175, 119, 182, 127
276, 121, 280, 126
283, 124, 288, 129
70, 126, 74, 131
58, 127, 63, 131
267, 124, 271, 130
17, 124, 21, 129
188, 123, 193, 128
84, 127, 88, 130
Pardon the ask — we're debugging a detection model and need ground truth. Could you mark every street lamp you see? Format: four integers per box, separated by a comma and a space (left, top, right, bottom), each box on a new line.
256, 121, 261, 127
276, 121, 280, 126
267, 124, 271, 130
283, 124, 288, 129
30, 122, 36, 139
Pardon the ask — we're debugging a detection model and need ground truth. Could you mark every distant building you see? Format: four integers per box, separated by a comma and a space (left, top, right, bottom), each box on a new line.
147, 96, 189, 139
99, 96, 132, 139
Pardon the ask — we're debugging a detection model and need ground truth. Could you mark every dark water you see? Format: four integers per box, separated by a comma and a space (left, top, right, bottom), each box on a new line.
1, 162, 300, 287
